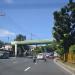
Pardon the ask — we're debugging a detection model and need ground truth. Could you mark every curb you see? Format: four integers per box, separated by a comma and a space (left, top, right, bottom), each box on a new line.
54, 58, 75, 75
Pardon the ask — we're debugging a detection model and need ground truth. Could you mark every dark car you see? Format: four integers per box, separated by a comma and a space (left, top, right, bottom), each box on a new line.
0, 51, 9, 59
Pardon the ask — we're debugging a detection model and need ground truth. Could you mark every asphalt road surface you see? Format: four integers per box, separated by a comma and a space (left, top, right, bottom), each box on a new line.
0, 57, 71, 75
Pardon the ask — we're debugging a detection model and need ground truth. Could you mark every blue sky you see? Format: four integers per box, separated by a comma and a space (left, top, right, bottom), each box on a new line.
0, 0, 73, 42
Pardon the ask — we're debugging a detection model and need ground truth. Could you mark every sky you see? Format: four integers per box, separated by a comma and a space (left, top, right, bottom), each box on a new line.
0, 0, 74, 42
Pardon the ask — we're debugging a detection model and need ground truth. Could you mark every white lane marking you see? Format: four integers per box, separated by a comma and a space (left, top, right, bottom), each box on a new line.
24, 67, 31, 71
35, 63, 37, 64
13, 61, 17, 63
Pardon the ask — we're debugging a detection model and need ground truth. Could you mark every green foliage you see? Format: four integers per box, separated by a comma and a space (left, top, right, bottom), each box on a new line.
56, 44, 64, 56
69, 45, 75, 54
0, 40, 4, 48
34, 47, 42, 54
53, 0, 75, 54
56, 49, 64, 56
46, 40, 58, 51
69, 0, 73, 4
14, 34, 26, 41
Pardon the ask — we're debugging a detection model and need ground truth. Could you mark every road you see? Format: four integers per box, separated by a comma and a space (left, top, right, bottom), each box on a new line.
0, 57, 71, 75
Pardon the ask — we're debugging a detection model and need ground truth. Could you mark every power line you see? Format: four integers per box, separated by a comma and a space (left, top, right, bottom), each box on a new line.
4, 12, 29, 35
30, 33, 41, 40
0, 3, 65, 9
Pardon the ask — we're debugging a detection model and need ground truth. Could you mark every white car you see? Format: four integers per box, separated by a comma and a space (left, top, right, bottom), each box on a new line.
37, 53, 44, 60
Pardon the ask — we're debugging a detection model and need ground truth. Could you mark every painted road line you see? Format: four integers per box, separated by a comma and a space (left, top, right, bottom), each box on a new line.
24, 67, 31, 71
35, 63, 37, 64
13, 61, 17, 63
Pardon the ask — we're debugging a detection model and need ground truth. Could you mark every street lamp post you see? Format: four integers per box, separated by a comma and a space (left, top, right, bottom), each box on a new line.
31, 33, 32, 40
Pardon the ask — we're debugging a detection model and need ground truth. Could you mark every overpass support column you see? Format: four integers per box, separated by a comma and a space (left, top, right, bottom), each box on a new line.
15, 44, 17, 57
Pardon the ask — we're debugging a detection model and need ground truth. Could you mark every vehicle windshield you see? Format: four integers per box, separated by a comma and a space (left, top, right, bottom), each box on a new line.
0, 0, 74, 75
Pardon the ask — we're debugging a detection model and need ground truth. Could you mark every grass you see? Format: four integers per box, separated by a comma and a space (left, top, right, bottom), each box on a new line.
58, 59, 75, 68
64, 62, 75, 68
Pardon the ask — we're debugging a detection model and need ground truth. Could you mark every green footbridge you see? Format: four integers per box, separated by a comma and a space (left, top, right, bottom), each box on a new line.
11, 39, 51, 56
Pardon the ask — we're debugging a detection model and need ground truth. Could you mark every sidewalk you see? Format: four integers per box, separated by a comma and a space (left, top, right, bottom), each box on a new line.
54, 58, 75, 75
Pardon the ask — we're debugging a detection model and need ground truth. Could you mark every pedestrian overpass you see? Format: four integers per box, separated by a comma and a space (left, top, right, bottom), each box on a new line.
11, 39, 51, 56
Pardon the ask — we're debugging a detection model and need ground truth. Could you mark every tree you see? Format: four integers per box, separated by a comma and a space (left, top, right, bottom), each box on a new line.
34, 47, 43, 54
14, 34, 26, 41
53, 0, 75, 61
0, 40, 4, 48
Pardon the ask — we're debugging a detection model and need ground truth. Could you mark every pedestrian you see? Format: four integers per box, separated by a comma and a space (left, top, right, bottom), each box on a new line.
43, 53, 47, 62
33, 55, 37, 63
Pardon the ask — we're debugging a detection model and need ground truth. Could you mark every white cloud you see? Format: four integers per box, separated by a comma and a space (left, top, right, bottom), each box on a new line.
0, 29, 15, 37
4, 0, 13, 4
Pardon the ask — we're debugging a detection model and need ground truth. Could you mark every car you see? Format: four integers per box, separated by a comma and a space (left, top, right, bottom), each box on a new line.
45, 52, 54, 59
37, 53, 44, 60
0, 51, 4, 57
45, 53, 50, 57
0, 51, 9, 59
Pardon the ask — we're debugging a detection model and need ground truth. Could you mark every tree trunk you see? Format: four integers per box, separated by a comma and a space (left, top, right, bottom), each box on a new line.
64, 52, 68, 62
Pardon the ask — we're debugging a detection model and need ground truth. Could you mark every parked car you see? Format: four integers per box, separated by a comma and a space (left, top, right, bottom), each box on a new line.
0, 51, 9, 59
0, 51, 4, 57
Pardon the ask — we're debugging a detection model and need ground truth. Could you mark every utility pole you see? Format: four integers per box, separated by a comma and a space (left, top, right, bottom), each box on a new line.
8, 36, 9, 44
31, 33, 32, 40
